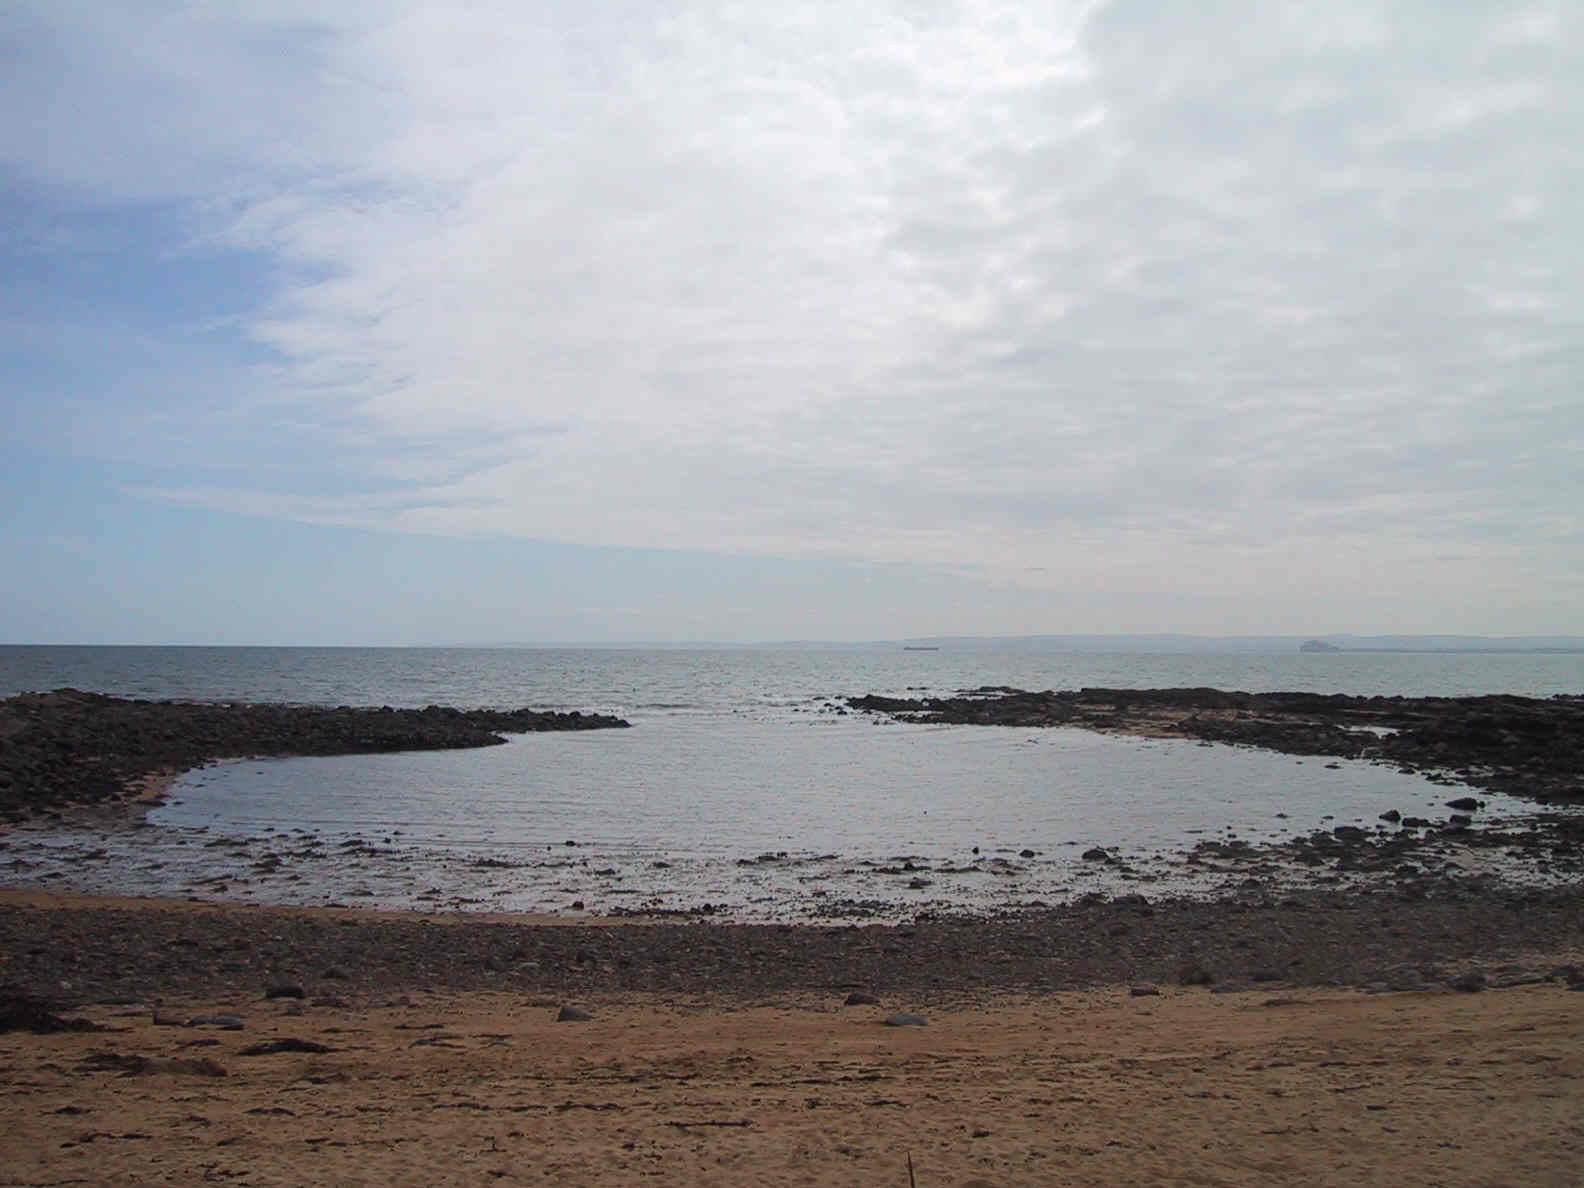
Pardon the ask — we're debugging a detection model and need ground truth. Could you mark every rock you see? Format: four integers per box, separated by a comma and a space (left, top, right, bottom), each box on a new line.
1446, 797, 1480, 811
1449, 971, 1487, 993
556, 1005, 593, 1022
0, 994, 104, 1035
188, 1014, 245, 1030
1176, 959, 1214, 987
1081, 847, 1109, 862
1019, 849, 1037, 859
1379, 810, 1402, 823
882, 1012, 928, 1027
79, 1050, 226, 1077
1128, 985, 1160, 997
907, 877, 932, 890
238, 1038, 333, 1055
0, 690, 630, 819
844, 992, 881, 1006
264, 982, 305, 1000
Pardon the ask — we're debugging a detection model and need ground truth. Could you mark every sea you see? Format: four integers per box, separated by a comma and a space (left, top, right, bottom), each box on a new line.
3, 645, 1582, 921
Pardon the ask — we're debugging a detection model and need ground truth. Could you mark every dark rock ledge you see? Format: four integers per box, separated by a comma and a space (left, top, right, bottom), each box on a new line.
0, 689, 629, 820
848, 687, 1584, 806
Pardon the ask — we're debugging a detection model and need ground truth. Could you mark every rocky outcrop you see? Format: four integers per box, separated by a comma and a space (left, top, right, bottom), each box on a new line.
847, 687, 1584, 805
0, 689, 629, 819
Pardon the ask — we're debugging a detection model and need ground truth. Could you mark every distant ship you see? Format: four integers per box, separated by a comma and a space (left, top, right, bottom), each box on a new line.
1299, 639, 1342, 653
903, 645, 941, 651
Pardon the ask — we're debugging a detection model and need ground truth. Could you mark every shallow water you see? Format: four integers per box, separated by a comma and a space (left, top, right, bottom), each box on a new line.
4, 645, 1580, 919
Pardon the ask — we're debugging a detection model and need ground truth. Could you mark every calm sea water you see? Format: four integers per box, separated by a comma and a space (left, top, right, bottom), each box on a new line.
4, 646, 1581, 919
5, 644, 1583, 712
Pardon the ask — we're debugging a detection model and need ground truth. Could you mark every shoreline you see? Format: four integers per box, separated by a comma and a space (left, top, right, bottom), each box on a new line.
847, 686, 1584, 805
0, 688, 630, 820
7, 880, 1584, 1007
4, 686, 1584, 926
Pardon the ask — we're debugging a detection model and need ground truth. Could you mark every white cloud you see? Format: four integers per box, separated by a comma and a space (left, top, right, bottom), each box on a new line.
7, 0, 1583, 629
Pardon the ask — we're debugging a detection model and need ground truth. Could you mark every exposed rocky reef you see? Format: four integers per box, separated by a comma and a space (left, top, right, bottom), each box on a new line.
848, 687, 1584, 806
0, 689, 630, 820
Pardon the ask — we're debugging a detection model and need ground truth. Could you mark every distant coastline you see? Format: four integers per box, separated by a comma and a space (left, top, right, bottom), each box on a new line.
1301, 637, 1583, 655
5, 634, 1584, 655
423, 633, 1584, 653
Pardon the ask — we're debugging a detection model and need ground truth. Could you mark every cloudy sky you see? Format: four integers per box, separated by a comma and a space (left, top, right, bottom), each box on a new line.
3, 0, 1579, 644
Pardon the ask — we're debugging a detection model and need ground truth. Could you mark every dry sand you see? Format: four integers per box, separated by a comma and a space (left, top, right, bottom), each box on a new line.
5, 981, 1583, 1187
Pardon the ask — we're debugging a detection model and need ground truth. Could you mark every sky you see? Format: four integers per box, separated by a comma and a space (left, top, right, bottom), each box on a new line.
2, 0, 1580, 644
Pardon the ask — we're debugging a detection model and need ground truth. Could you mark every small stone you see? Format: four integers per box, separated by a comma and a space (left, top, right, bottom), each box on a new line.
239, 1038, 332, 1056
844, 992, 880, 1006
1019, 848, 1036, 859
1177, 960, 1214, 987
188, 1014, 245, 1030
264, 983, 305, 1000
1449, 971, 1487, 993
1081, 847, 1109, 861
883, 1012, 927, 1027
1446, 797, 1480, 811
556, 1005, 593, 1022
1379, 810, 1402, 823
1128, 985, 1160, 997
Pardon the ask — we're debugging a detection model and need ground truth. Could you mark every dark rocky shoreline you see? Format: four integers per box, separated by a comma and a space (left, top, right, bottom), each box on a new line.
0, 689, 629, 820
846, 686, 1584, 890
4, 884, 1582, 1008
4, 684, 1583, 1010
848, 686, 1584, 805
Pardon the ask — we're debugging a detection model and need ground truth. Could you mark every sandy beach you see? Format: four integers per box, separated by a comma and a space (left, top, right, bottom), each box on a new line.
5, 960, 1583, 1186
3, 889, 1584, 1186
